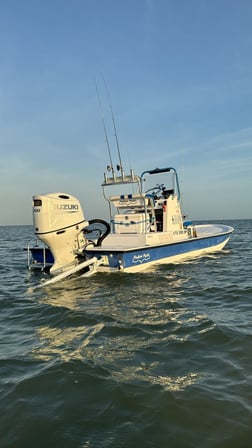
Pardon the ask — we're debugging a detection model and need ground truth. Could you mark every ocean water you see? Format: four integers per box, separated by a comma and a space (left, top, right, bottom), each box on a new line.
0, 221, 251, 448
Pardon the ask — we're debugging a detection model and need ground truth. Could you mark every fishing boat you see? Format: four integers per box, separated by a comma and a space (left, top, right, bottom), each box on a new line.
26, 81, 233, 286
27, 164, 233, 286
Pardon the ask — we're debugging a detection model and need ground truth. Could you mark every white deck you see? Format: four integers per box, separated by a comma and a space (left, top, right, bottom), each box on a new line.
90, 229, 189, 252
195, 224, 233, 237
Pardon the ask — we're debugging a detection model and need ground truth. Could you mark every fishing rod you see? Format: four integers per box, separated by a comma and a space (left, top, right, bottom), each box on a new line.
99, 74, 124, 177
95, 78, 115, 176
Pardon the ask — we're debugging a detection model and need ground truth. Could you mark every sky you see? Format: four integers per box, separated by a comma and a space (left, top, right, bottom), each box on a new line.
0, 0, 252, 225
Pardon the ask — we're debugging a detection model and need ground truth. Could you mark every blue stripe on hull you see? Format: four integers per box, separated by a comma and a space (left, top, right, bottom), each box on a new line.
87, 233, 230, 269
123, 233, 229, 269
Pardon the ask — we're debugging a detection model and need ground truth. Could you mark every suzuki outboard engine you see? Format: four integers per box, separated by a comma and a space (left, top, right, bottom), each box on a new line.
33, 192, 89, 275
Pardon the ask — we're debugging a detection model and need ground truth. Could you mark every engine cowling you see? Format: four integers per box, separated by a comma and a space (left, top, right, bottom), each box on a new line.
33, 192, 89, 274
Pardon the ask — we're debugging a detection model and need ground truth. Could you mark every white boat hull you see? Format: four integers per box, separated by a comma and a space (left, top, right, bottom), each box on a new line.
115, 237, 230, 273
86, 224, 233, 273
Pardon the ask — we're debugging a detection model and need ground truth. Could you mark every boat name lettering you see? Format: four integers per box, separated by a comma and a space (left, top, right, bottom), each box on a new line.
132, 253, 151, 264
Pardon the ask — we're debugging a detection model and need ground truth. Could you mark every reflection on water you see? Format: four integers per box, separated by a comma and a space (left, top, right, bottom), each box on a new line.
29, 270, 210, 392
33, 323, 105, 362
111, 367, 199, 391
32, 319, 200, 391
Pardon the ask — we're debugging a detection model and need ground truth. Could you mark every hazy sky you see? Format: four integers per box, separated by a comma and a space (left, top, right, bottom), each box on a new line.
0, 0, 252, 225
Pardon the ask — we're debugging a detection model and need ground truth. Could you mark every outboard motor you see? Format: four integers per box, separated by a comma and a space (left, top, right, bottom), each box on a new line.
33, 192, 89, 275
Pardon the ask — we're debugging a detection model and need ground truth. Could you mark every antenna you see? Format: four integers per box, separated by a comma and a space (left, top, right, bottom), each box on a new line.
95, 78, 115, 176
100, 74, 124, 177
